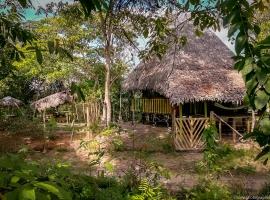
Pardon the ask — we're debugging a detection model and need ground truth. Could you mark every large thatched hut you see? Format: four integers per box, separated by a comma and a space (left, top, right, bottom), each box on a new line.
123, 23, 248, 150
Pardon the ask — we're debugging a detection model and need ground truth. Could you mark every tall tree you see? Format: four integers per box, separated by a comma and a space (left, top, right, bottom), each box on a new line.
45, 1, 178, 125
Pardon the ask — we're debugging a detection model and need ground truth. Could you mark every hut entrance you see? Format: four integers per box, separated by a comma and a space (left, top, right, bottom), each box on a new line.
174, 117, 209, 150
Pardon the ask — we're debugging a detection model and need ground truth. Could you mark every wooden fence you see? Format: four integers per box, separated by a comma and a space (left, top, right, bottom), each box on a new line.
174, 117, 209, 150
131, 98, 172, 114
174, 113, 252, 150
63, 102, 100, 125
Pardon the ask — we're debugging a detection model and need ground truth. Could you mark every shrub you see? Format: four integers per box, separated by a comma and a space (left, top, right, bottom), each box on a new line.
0, 116, 43, 136
112, 137, 124, 151
177, 178, 232, 200
0, 154, 175, 200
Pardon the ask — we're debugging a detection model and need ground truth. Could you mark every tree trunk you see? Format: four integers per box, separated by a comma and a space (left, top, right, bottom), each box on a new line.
104, 57, 112, 126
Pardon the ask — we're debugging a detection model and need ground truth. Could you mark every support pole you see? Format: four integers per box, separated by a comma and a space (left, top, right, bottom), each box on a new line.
179, 104, 183, 133
232, 118, 236, 143
219, 120, 222, 140
251, 110, 256, 132
86, 106, 90, 127
86, 104, 92, 139
204, 101, 207, 118
171, 105, 176, 132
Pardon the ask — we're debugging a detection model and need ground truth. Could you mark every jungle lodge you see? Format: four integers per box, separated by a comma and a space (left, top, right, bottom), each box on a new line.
123, 23, 250, 151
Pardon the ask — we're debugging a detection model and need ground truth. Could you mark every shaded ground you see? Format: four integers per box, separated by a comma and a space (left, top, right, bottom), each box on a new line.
0, 122, 269, 194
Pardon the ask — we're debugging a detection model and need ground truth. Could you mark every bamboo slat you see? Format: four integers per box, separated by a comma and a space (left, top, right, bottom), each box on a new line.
131, 98, 172, 114
174, 117, 209, 150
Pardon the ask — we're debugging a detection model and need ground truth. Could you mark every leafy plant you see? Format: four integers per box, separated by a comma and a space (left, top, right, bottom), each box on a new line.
177, 178, 232, 200
130, 179, 174, 200
112, 137, 124, 151
198, 122, 220, 171
0, 154, 72, 200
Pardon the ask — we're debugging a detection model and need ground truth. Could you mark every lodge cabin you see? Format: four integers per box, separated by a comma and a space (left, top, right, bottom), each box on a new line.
123, 22, 251, 151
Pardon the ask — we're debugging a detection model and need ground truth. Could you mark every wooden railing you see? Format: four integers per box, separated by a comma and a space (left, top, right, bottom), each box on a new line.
60, 102, 100, 125
210, 112, 251, 142
174, 117, 209, 150
174, 113, 252, 150
131, 98, 172, 114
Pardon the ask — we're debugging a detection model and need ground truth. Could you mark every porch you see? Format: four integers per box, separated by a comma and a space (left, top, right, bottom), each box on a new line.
131, 98, 253, 151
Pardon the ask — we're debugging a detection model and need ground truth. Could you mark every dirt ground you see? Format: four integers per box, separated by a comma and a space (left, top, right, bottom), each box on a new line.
0, 122, 270, 193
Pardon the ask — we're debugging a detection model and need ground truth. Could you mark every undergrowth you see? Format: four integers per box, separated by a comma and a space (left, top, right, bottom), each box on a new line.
0, 154, 175, 200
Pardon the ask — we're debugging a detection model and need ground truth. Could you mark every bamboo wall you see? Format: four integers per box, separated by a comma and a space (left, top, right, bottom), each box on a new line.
75, 102, 100, 124
131, 98, 172, 114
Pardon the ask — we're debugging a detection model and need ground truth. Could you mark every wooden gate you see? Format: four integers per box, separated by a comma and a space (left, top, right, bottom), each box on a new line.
174, 117, 209, 150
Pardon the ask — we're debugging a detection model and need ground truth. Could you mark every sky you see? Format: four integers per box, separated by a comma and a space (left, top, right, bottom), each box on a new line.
23, 0, 234, 52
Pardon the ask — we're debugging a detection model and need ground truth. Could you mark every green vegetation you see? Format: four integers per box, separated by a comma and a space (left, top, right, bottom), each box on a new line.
0, 154, 175, 200
0, 0, 270, 199
178, 178, 232, 200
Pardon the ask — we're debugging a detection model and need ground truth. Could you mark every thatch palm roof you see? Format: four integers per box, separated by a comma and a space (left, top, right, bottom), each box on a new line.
31, 91, 73, 112
123, 24, 245, 105
0, 96, 23, 107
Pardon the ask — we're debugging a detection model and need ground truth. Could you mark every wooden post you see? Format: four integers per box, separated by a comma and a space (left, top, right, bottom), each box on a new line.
43, 110, 46, 130
219, 120, 222, 140
86, 106, 90, 127
251, 110, 256, 132
171, 105, 176, 132
86, 106, 92, 139
204, 102, 207, 118
247, 118, 251, 133
66, 113, 69, 125
232, 118, 236, 143
210, 111, 214, 122
82, 103, 85, 121
179, 104, 183, 134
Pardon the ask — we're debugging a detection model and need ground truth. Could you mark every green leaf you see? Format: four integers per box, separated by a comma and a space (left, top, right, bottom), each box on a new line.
235, 33, 247, 55
35, 191, 51, 200
246, 77, 258, 94
143, 29, 149, 38
18, 0, 28, 7
190, 0, 200, 5
195, 29, 203, 37
260, 118, 270, 135
34, 182, 72, 200
47, 41, 55, 54
254, 24, 261, 35
234, 59, 245, 71
241, 58, 254, 75
256, 68, 268, 84
19, 186, 36, 200
255, 145, 270, 161
35, 47, 43, 64
265, 80, 270, 93
255, 90, 270, 110
228, 23, 239, 38
3, 190, 19, 200
10, 176, 20, 184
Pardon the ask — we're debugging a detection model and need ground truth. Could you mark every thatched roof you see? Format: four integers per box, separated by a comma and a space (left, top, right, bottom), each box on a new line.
123, 23, 245, 105
31, 91, 73, 112
0, 96, 23, 107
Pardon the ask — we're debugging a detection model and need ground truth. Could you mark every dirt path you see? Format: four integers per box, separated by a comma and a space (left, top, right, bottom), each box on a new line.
1, 122, 270, 193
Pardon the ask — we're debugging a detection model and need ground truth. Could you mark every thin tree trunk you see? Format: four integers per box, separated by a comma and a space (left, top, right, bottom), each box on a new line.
104, 61, 111, 126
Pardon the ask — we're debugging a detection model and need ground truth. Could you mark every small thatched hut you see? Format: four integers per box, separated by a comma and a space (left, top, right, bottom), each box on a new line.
123, 23, 248, 150
0, 96, 23, 107
31, 91, 73, 112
